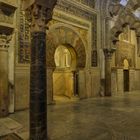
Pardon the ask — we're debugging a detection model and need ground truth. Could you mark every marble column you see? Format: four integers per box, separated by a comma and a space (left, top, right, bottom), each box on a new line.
29, 5, 47, 140
136, 36, 140, 65
27, 2, 56, 139
103, 48, 115, 96
30, 31, 47, 139
0, 35, 9, 117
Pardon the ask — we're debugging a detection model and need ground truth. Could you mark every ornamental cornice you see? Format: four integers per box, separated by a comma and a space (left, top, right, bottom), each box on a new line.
57, 0, 97, 14
56, 0, 97, 21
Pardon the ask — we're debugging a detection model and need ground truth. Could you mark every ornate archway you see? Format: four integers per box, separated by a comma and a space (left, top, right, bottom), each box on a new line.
108, 0, 140, 43
46, 24, 86, 69
46, 23, 87, 104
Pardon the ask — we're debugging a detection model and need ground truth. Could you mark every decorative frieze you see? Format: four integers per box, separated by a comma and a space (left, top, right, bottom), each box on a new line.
53, 11, 90, 28
18, 10, 30, 63
56, 0, 97, 21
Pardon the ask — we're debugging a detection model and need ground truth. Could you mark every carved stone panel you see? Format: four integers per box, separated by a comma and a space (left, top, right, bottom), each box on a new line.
116, 41, 135, 68
18, 10, 30, 63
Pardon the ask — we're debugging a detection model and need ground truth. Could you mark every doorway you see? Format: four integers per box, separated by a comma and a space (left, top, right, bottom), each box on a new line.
123, 70, 129, 92
53, 44, 78, 102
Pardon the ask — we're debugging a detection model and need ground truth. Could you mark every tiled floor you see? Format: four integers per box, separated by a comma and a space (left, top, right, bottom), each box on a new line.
0, 117, 22, 138
2, 91, 140, 140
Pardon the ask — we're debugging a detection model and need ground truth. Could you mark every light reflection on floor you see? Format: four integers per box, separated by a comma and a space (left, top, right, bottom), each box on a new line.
8, 91, 140, 140
53, 95, 79, 104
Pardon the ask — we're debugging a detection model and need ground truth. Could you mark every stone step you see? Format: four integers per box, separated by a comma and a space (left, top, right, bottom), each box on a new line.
0, 133, 23, 140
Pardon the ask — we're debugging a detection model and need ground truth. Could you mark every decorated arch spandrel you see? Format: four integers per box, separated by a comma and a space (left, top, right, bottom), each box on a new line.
46, 24, 86, 69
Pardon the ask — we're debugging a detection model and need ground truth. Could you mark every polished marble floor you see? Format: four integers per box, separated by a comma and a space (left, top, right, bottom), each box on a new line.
3, 91, 140, 140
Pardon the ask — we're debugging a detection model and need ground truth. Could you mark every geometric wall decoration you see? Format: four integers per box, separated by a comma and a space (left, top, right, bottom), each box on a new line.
18, 10, 30, 64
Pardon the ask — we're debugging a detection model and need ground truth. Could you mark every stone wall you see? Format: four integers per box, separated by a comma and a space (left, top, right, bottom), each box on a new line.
78, 69, 100, 98
90, 69, 100, 97
14, 65, 30, 110
53, 71, 74, 97
134, 70, 140, 90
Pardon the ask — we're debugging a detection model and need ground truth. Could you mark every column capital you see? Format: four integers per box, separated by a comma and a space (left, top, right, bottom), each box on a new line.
103, 48, 116, 59
22, 0, 57, 32
0, 34, 12, 49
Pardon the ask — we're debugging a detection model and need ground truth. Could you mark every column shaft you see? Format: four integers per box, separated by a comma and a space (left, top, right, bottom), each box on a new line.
30, 32, 47, 140
105, 58, 112, 96
103, 48, 115, 96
